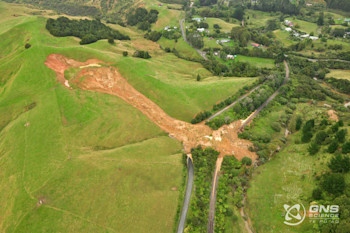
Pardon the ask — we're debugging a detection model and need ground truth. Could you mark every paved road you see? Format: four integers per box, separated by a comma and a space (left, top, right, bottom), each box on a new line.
239, 60, 290, 130
180, 19, 208, 60
207, 84, 263, 121
177, 156, 194, 233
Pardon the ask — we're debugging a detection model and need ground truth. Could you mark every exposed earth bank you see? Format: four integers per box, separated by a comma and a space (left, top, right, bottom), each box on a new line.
45, 54, 257, 161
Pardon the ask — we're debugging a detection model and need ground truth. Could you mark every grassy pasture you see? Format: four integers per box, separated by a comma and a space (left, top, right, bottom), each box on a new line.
286, 18, 319, 34
245, 103, 345, 233
0, 3, 257, 232
206, 17, 238, 33
326, 69, 350, 80
235, 55, 275, 68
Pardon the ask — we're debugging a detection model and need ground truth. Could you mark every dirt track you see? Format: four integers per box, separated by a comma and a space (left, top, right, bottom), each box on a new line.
44, 54, 257, 161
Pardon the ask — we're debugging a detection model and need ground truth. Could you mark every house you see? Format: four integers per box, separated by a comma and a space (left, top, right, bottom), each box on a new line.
300, 34, 309, 38
284, 20, 293, 27
192, 17, 202, 22
309, 36, 319, 40
306, 3, 312, 6
227, 55, 234, 59
251, 43, 260, 48
197, 28, 205, 32
344, 19, 350, 23
293, 32, 300, 37
214, 51, 219, 56
285, 27, 292, 32
220, 39, 230, 43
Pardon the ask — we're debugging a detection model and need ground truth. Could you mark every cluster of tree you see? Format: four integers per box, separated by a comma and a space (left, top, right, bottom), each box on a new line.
187, 32, 204, 49
326, 78, 350, 95
191, 111, 212, 124
214, 156, 245, 232
3, 0, 102, 17
144, 31, 162, 42
202, 59, 262, 77
206, 74, 284, 129
127, 8, 159, 31
191, 79, 263, 124
162, 29, 182, 40
325, 0, 350, 12
185, 147, 219, 232
46, 17, 130, 44
198, 0, 217, 6
231, 27, 276, 47
133, 50, 151, 59
251, 0, 302, 15
301, 118, 349, 155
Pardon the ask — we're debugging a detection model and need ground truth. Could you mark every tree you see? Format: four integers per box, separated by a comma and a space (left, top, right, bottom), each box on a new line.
296, 116, 303, 131
321, 173, 346, 196
213, 24, 221, 29
336, 129, 347, 143
328, 140, 339, 153
145, 31, 162, 42
25, 43, 31, 49
302, 131, 313, 143
123, 51, 128, 57
108, 37, 114, 44
315, 131, 328, 144
233, 7, 245, 21
328, 154, 350, 173
266, 19, 279, 31
312, 188, 323, 200
242, 157, 252, 166
308, 142, 320, 155
317, 12, 324, 26
197, 74, 201, 81
342, 142, 350, 154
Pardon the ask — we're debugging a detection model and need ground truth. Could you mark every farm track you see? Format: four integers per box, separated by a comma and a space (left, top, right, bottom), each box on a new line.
239, 61, 290, 130
206, 83, 263, 122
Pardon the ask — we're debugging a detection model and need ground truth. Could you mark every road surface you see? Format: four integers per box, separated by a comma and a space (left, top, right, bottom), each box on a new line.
207, 84, 263, 121
207, 157, 223, 233
177, 156, 194, 233
180, 19, 208, 60
239, 60, 290, 130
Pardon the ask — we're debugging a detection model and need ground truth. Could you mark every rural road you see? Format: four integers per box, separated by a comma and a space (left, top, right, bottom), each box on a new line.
207, 84, 263, 121
177, 155, 194, 233
239, 60, 290, 130
180, 19, 208, 60
207, 157, 223, 233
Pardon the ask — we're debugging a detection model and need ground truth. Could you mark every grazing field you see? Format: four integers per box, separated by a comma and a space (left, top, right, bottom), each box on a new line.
326, 69, 350, 80
206, 17, 239, 33
0, 2, 258, 232
245, 9, 279, 27
274, 29, 295, 46
235, 55, 275, 68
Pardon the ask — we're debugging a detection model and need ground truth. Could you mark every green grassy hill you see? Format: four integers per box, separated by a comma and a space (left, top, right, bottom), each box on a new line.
0, 1, 255, 232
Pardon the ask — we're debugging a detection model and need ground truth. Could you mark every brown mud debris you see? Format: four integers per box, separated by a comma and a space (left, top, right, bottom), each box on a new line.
44, 54, 257, 161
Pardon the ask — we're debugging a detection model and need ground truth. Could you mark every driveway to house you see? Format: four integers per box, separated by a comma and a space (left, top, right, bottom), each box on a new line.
180, 19, 208, 60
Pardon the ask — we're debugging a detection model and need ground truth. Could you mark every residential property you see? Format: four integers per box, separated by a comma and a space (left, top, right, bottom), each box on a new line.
309, 36, 319, 40
192, 17, 202, 22
197, 28, 205, 32
284, 20, 293, 27
220, 39, 230, 43
344, 19, 350, 23
227, 55, 235, 59
251, 43, 260, 48
285, 27, 292, 32
300, 34, 309, 38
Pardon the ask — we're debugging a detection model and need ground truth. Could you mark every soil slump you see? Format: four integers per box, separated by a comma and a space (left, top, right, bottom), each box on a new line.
45, 54, 257, 161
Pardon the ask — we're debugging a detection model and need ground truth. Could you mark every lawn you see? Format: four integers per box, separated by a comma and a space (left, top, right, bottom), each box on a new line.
235, 55, 275, 68
326, 69, 350, 80
274, 29, 296, 46
286, 18, 319, 34
245, 9, 279, 27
